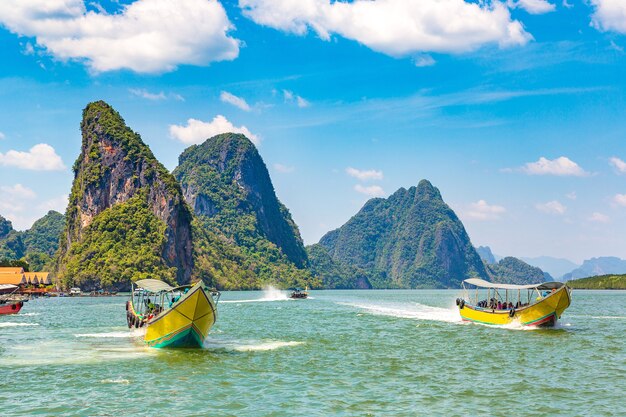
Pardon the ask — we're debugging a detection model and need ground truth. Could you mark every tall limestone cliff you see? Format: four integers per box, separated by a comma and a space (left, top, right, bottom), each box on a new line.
55, 101, 193, 289
173, 133, 313, 289
310, 180, 489, 288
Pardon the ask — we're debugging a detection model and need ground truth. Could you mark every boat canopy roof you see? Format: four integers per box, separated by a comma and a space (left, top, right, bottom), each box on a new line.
134, 279, 174, 293
0, 284, 17, 291
463, 278, 565, 291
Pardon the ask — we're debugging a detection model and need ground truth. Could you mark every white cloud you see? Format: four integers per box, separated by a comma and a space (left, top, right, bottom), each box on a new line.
346, 167, 384, 181
609, 156, 626, 174
39, 194, 68, 213
0, 143, 66, 171
566, 191, 577, 200
273, 163, 295, 173
614, 193, 626, 206
283, 90, 310, 108
169, 115, 260, 146
354, 184, 385, 197
414, 54, 436, 67
591, 0, 626, 34
0, 184, 36, 200
240, 0, 531, 57
466, 200, 506, 220
220, 91, 251, 111
0, 132, 5, 140
536, 200, 567, 215
589, 212, 610, 223
510, 0, 556, 14
521, 156, 589, 177
129, 88, 166, 101
0, 0, 240, 73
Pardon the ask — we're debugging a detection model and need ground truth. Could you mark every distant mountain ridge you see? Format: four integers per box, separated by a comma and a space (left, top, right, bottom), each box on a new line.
310, 180, 490, 288
562, 257, 626, 281
520, 256, 579, 280
476, 246, 496, 264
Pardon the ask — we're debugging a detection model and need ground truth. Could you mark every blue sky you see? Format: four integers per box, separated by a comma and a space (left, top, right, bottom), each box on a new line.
0, 0, 626, 263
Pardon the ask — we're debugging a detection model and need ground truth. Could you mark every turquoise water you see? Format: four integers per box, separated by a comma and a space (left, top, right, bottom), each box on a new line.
1, 289, 624, 416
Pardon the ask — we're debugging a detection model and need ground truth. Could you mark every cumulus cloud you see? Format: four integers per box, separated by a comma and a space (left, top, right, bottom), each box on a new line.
609, 156, 626, 174
0, 144, 66, 171
39, 194, 68, 213
240, 0, 531, 57
273, 163, 295, 173
614, 193, 626, 206
346, 167, 383, 181
0, 184, 36, 200
0, 0, 240, 73
414, 54, 436, 67
589, 212, 610, 223
465, 200, 506, 220
354, 184, 385, 197
169, 115, 259, 145
510, 0, 556, 14
220, 91, 251, 111
591, 0, 626, 33
521, 156, 589, 177
536, 200, 566, 215
0, 132, 5, 140
566, 192, 577, 200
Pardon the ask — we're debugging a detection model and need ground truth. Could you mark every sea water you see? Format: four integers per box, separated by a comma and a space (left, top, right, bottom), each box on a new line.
0, 290, 624, 416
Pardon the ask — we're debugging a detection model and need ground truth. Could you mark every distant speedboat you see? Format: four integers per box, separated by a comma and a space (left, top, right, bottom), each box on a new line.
457, 278, 571, 327
289, 287, 308, 299
126, 279, 220, 348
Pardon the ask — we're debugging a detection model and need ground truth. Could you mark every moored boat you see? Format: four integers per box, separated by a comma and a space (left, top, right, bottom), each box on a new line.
0, 284, 24, 315
126, 279, 220, 348
457, 278, 571, 327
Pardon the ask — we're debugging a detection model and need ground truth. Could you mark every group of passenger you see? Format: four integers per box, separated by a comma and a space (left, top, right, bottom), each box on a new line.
476, 298, 528, 310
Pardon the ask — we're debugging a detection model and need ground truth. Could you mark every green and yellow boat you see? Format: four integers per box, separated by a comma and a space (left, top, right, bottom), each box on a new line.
457, 278, 571, 327
126, 279, 220, 348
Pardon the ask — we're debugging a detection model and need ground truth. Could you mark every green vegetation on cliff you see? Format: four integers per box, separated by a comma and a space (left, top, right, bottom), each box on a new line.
566, 274, 626, 289
57, 194, 176, 289
313, 180, 489, 289
174, 133, 315, 289
485, 256, 546, 285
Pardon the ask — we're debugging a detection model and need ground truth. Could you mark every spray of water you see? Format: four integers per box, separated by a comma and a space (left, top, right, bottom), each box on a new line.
0, 322, 39, 327
203, 339, 303, 352
221, 285, 290, 303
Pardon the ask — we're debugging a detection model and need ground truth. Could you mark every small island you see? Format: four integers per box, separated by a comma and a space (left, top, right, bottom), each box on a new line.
566, 274, 626, 290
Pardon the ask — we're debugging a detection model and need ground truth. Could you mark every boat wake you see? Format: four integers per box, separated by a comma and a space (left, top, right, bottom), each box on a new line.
0, 322, 39, 327
203, 339, 303, 352
221, 286, 290, 304
100, 378, 130, 384
340, 301, 461, 324
74, 331, 133, 338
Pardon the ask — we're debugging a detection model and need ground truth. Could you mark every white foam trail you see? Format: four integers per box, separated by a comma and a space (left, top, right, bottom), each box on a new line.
340, 301, 461, 323
101, 378, 130, 384
74, 332, 132, 338
221, 286, 290, 303
591, 316, 626, 320
204, 339, 303, 352
20, 313, 40, 316
0, 322, 39, 327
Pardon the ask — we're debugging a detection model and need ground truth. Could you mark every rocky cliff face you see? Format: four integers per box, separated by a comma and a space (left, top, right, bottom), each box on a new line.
174, 133, 308, 267
315, 180, 489, 288
56, 101, 193, 288
485, 257, 547, 285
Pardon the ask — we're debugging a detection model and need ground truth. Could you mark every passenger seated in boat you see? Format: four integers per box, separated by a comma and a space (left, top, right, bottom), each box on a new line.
497, 301, 502, 310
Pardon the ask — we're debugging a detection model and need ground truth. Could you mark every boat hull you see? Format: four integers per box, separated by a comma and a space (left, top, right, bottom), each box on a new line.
129, 282, 217, 348
459, 285, 571, 327
0, 301, 23, 315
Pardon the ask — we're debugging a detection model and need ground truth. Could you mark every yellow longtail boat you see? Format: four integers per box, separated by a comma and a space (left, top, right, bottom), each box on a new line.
457, 278, 571, 327
126, 279, 220, 348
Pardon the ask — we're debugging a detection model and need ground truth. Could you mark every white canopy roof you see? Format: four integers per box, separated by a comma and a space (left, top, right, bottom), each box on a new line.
134, 279, 174, 293
0, 284, 17, 291
463, 278, 564, 290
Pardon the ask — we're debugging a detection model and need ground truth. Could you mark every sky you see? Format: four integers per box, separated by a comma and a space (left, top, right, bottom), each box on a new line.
0, 0, 625, 264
